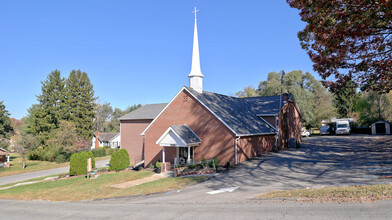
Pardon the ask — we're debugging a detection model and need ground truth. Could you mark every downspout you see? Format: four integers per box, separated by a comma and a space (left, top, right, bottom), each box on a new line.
235, 137, 240, 165
142, 135, 145, 163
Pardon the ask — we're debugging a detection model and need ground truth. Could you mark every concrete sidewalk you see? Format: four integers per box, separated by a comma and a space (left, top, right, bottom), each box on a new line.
0, 159, 110, 186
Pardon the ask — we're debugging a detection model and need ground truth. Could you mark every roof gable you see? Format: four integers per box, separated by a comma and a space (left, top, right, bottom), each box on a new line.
156, 125, 201, 147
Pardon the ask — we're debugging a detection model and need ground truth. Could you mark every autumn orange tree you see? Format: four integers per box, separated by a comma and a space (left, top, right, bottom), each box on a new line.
288, 0, 392, 93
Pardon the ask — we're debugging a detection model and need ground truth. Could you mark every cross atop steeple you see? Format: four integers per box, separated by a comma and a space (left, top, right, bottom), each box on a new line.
192, 7, 199, 21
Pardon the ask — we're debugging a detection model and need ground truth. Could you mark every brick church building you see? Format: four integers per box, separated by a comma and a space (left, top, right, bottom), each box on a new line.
119, 9, 302, 169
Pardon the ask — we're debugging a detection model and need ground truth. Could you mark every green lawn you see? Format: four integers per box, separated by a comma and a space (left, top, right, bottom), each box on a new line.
0, 170, 209, 201
257, 184, 392, 202
0, 153, 110, 177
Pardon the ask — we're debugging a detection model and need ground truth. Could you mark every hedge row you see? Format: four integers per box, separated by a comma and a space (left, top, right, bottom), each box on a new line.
69, 151, 95, 176
91, 146, 117, 157
109, 149, 130, 172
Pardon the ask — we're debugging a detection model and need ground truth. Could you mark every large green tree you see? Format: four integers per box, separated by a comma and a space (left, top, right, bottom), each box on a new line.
0, 101, 13, 149
25, 70, 67, 144
332, 80, 359, 118
236, 70, 336, 127
355, 90, 392, 126
66, 70, 96, 139
93, 101, 113, 132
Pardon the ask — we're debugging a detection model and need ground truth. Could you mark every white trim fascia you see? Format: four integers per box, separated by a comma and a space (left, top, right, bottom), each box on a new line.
187, 142, 201, 146
258, 117, 278, 132
183, 87, 238, 136
237, 132, 277, 137
155, 127, 173, 144
141, 87, 187, 136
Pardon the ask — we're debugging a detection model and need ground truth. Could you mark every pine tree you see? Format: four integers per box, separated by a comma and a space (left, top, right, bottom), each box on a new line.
0, 101, 13, 149
66, 70, 96, 139
27, 70, 67, 144
332, 80, 359, 118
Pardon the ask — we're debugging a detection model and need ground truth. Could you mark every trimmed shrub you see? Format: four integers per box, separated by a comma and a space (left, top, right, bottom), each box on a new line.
109, 149, 130, 172
105, 147, 113, 156
69, 153, 86, 176
69, 151, 95, 176
92, 147, 106, 157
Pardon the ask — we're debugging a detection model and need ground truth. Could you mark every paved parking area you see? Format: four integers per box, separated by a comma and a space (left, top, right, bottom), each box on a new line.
101, 134, 392, 204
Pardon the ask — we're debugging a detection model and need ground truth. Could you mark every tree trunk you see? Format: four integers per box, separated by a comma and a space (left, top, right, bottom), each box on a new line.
21, 155, 26, 169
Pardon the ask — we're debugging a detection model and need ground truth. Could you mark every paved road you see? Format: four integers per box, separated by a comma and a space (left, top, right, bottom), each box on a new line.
0, 159, 110, 185
1, 135, 392, 219
1, 199, 391, 219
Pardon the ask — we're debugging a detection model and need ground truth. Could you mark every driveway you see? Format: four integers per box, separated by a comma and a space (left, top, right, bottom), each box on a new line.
0, 159, 110, 186
101, 134, 392, 204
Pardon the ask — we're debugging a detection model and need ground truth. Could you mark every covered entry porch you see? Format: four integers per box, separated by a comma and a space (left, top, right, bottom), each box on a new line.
156, 124, 201, 171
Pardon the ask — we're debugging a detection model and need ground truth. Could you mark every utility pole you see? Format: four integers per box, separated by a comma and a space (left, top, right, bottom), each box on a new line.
275, 70, 285, 152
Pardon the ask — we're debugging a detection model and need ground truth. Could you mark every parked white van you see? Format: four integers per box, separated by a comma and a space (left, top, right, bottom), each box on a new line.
336, 120, 350, 135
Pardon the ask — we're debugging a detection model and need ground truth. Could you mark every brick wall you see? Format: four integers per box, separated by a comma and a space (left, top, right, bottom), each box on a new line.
237, 135, 275, 163
279, 102, 302, 149
120, 119, 152, 164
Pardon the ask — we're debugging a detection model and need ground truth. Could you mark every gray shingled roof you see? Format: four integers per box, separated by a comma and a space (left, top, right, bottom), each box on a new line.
119, 103, 167, 120
243, 96, 282, 115
185, 87, 277, 136
97, 132, 119, 142
171, 125, 201, 145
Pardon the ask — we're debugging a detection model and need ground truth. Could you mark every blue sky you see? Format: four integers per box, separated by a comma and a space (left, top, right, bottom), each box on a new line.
0, 1, 315, 119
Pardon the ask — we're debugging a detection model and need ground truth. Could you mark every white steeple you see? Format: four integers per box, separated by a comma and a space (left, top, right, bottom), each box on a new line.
188, 7, 204, 93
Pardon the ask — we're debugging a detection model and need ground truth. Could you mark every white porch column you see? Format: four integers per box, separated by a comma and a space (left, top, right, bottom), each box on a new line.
187, 146, 191, 164
7, 155, 9, 163
162, 147, 165, 163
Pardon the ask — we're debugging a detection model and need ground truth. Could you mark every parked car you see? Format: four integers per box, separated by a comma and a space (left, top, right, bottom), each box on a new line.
336, 121, 351, 135
301, 128, 310, 137
320, 126, 330, 135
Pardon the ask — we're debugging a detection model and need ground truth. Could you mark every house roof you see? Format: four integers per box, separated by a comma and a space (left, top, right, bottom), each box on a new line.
119, 103, 167, 121
96, 132, 119, 142
170, 125, 202, 145
185, 87, 277, 136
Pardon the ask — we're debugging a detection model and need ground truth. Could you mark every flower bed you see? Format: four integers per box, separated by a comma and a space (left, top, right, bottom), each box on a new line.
175, 168, 215, 177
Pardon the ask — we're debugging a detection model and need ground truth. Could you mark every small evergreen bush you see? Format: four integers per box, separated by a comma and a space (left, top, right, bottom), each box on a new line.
69, 151, 95, 176
69, 153, 86, 176
92, 147, 106, 157
109, 149, 130, 172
